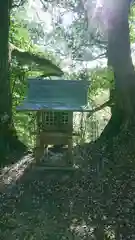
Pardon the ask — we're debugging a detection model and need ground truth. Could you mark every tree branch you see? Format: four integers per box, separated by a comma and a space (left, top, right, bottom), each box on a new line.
9, 42, 63, 76
11, 0, 26, 9
74, 52, 106, 62
87, 100, 112, 118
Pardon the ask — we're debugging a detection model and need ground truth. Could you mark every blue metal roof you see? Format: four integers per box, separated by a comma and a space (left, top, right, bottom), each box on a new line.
17, 78, 90, 112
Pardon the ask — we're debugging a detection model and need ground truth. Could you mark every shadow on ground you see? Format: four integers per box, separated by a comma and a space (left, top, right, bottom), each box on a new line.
1, 138, 134, 239
0, 147, 90, 240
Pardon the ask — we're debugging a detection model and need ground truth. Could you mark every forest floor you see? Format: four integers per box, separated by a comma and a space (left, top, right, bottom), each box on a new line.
0, 136, 135, 239
0, 149, 88, 240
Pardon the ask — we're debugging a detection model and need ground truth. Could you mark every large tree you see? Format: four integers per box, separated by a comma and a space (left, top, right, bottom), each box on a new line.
100, 0, 135, 137
0, 0, 12, 157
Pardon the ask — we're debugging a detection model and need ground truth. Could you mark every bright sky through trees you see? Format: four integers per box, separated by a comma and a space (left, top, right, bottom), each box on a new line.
17, 0, 135, 72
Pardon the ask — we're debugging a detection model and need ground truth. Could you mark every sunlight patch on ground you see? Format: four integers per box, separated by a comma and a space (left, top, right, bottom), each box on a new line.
0, 155, 34, 191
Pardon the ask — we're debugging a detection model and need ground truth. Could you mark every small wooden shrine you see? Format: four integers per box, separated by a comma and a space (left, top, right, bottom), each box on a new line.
17, 78, 90, 165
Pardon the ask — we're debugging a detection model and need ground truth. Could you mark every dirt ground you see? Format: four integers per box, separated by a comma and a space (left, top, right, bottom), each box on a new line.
1, 137, 135, 239
0, 153, 85, 240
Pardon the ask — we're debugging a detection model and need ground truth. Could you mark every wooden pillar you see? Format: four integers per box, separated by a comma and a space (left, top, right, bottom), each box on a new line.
35, 133, 44, 161
67, 136, 73, 165
35, 111, 44, 161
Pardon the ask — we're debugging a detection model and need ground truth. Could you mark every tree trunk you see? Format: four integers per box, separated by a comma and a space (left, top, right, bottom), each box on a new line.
107, 1, 135, 119
0, 0, 27, 160
0, 0, 11, 156
93, 2, 134, 238
101, 0, 135, 139
0, 1, 11, 117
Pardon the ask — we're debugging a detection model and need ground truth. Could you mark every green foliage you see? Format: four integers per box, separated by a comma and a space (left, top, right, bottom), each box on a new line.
10, 15, 32, 50
90, 67, 114, 95
66, 67, 113, 96
10, 16, 32, 147
129, 5, 135, 44
10, 16, 52, 147
10, 12, 64, 148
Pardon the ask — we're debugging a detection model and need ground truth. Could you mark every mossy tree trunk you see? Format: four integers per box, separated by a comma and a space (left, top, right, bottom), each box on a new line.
0, 0, 27, 159
101, 1, 135, 139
